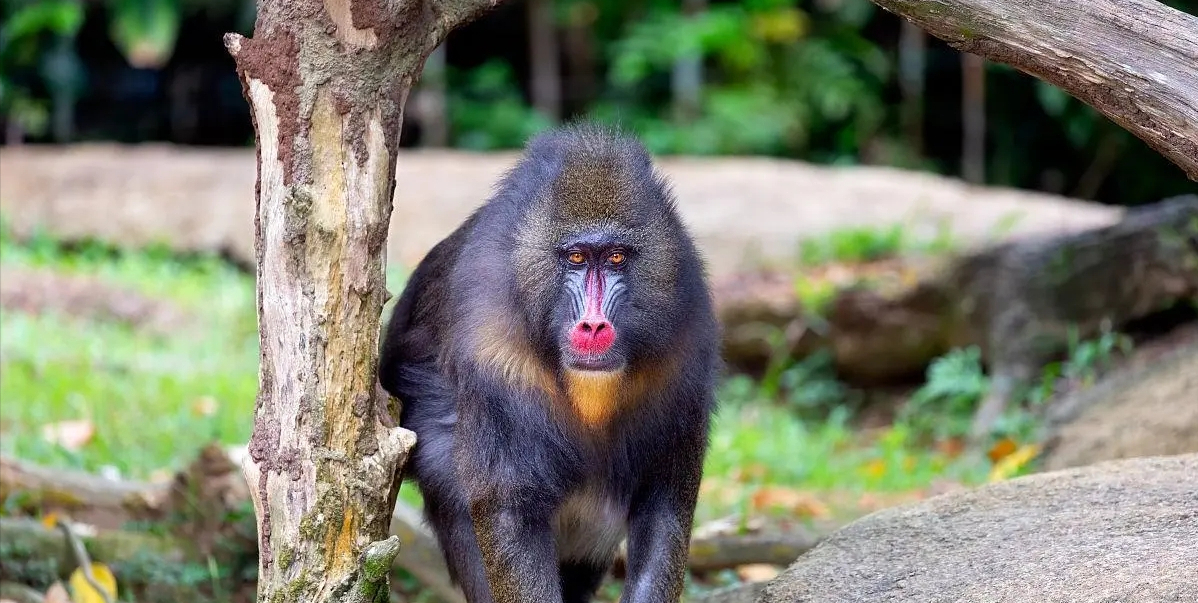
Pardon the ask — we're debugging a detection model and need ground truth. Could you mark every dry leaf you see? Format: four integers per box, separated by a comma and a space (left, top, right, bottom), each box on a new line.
987, 438, 1019, 464
730, 463, 769, 483
68, 562, 117, 603
862, 458, 887, 479
148, 469, 174, 484
43, 582, 72, 603
750, 487, 830, 519
736, 563, 782, 582
935, 437, 966, 459
41, 420, 95, 451
988, 444, 1041, 482
192, 396, 219, 417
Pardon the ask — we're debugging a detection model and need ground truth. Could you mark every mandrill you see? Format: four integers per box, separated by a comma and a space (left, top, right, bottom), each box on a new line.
378, 122, 721, 603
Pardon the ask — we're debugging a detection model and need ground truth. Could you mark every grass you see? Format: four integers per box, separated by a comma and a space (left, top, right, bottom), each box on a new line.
0, 231, 260, 479
0, 225, 990, 529
795, 221, 957, 268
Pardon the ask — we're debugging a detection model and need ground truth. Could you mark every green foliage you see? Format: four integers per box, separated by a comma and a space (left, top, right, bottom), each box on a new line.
0, 0, 84, 138
793, 276, 839, 319
1024, 323, 1133, 406
2, 0, 1195, 202
897, 324, 1136, 444
798, 223, 904, 265
705, 382, 987, 521
761, 347, 857, 420
796, 221, 956, 267
898, 346, 990, 441
107, 0, 181, 69
587, 0, 890, 161
447, 59, 553, 150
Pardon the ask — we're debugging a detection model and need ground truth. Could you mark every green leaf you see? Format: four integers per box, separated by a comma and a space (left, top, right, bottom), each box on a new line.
1035, 81, 1070, 117
0, 0, 84, 52
107, 0, 181, 69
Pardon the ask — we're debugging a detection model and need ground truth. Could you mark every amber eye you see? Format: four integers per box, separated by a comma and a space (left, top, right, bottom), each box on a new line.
608, 251, 625, 266
567, 251, 586, 265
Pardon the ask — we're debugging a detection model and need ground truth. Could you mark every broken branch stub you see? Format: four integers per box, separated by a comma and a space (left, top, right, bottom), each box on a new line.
866, 0, 1198, 181
224, 0, 500, 600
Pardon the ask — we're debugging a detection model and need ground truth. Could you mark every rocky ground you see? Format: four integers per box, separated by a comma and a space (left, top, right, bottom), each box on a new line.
0, 143, 1122, 279
756, 454, 1198, 603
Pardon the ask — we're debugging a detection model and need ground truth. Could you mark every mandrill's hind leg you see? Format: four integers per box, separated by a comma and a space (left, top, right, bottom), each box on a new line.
423, 499, 495, 603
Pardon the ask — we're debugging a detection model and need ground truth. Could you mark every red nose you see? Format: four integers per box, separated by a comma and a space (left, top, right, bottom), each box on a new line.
570, 319, 615, 355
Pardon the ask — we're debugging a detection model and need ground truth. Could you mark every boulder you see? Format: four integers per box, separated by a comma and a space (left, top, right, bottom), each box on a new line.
1040, 328, 1198, 471
754, 454, 1198, 603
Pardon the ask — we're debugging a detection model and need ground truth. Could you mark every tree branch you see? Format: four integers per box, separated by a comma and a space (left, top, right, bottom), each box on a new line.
867, 0, 1198, 181
433, 0, 504, 39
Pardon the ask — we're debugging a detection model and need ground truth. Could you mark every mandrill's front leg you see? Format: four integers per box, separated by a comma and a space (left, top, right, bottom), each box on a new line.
455, 390, 567, 603
468, 493, 564, 603
619, 440, 705, 603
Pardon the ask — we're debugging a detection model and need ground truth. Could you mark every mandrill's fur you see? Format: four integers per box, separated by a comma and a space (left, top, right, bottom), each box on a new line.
378, 123, 721, 603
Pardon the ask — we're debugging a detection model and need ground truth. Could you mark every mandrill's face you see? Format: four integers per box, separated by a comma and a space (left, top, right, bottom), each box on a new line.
554, 228, 632, 373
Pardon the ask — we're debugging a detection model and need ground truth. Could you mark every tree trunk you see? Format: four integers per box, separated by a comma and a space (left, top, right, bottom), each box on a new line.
864, 0, 1198, 181
671, 0, 706, 122
419, 44, 450, 147
222, 0, 498, 600
898, 20, 926, 158
528, 0, 562, 121
563, 1, 598, 113
960, 52, 986, 183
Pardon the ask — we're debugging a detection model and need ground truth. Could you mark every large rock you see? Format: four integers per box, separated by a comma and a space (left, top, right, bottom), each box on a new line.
0, 144, 1120, 280
757, 454, 1198, 603
1040, 328, 1198, 471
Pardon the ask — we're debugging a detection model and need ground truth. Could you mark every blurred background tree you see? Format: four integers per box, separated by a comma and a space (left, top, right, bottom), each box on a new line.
1, 0, 1193, 205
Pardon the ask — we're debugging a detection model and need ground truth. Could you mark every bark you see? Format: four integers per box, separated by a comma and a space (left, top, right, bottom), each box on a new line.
865, 0, 1198, 181
222, 0, 499, 600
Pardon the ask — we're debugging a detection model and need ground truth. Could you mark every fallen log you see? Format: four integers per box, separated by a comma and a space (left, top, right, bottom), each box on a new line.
0, 517, 190, 588
689, 582, 769, 603
0, 457, 166, 531
0, 450, 459, 600
686, 529, 822, 573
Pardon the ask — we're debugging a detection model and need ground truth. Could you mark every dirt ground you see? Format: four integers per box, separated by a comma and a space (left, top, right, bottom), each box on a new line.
0, 143, 1123, 278
0, 266, 189, 335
